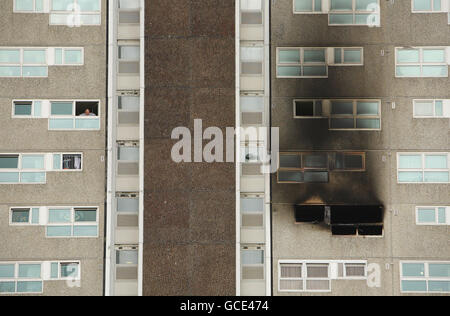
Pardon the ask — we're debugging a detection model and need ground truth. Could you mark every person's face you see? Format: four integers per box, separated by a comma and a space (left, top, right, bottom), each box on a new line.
84, 109, 91, 115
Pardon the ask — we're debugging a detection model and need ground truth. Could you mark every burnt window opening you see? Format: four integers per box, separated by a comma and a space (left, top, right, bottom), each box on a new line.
335, 153, 365, 171
75, 101, 99, 117
294, 100, 323, 117
295, 205, 325, 223
325, 205, 384, 225
331, 225, 383, 236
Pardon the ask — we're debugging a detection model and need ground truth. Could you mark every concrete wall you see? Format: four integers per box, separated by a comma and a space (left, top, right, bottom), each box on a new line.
271, 0, 450, 296
0, 0, 107, 296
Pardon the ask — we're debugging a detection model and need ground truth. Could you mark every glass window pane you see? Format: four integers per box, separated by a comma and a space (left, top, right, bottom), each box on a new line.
294, 0, 313, 11
64, 49, 83, 64
277, 66, 301, 77
34, 101, 42, 117
330, 0, 353, 10
18, 264, 41, 278
303, 66, 327, 76
423, 49, 446, 63
21, 155, 44, 169
0, 173, 20, 183
79, 14, 101, 25
0, 156, 19, 169
119, 46, 140, 60
314, 0, 322, 11
14, 102, 32, 116
278, 171, 304, 182
60, 263, 79, 278
413, 0, 432, 11
0, 282, 16, 293
48, 209, 72, 223
398, 171, 423, 183
424, 171, 449, 183
279, 50, 300, 63
118, 147, 139, 161
75, 118, 100, 129
116, 250, 138, 265
51, 263, 59, 278
303, 49, 325, 63
397, 49, 420, 63
22, 66, 48, 77
51, 102, 73, 115
31, 208, 40, 224
17, 281, 42, 293
118, 96, 140, 111
52, 0, 73, 10
241, 250, 264, 264
398, 155, 422, 169
304, 153, 328, 168
55, 48, 63, 65
15, 0, 34, 11
355, 14, 371, 25
49, 118, 74, 129
429, 281, 450, 293
47, 226, 72, 237
12, 209, 30, 223
435, 101, 443, 116
23, 50, 46, 64
280, 154, 302, 168
438, 207, 446, 224
357, 101, 379, 115
415, 101, 434, 116
241, 96, 264, 112
20, 172, 46, 183
53, 154, 61, 170
423, 65, 448, 77
241, 198, 264, 213
0, 66, 21, 77
304, 171, 329, 183
330, 118, 354, 129
344, 49, 362, 63
356, 119, 380, 129
402, 263, 425, 277
0, 49, 20, 63
78, 0, 100, 11
356, 0, 377, 10
0, 264, 15, 278
433, 0, 441, 10
73, 225, 97, 236
35, 0, 44, 11
417, 208, 436, 223
429, 264, 450, 277
331, 101, 353, 114
334, 48, 342, 64
117, 198, 139, 213
402, 280, 427, 292
396, 66, 421, 77
425, 155, 447, 169
75, 209, 97, 222
329, 14, 354, 24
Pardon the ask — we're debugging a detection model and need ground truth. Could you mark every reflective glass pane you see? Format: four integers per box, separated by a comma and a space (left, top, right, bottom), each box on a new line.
331, 101, 353, 114
31, 208, 40, 224
277, 66, 301, 77
398, 155, 422, 169
356, 118, 380, 129
0, 264, 15, 278
435, 101, 443, 116
334, 48, 342, 64
429, 264, 450, 277
12, 209, 30, 223
330, 0, 353, 10
18, 264, 41, 278
417, 208, 436, 223
355, 14, 371, 25
55, 48, 63, 65
396, 66, 421, 77
119, 46, 140, 60
402, 263, 425, 277
303, 66, 327, 76
423, 49, 446, 63
0, 173, 20, 183
357, 101, 379, 115
48, 209, 71, 223
0, 282, 15, 293
61, 263, 79, 278
23, 50, 46, 64
53, 154, 61, 170
304, 153, 328, 168
330, 118, 354, 129
52, 0, 73, 11
304, 171, 329, 183
433, 0, 441, 10
73, 225, 97, 236
398, 171, 423, 183
47, 226, 72, 237
423, 65, 448, 77
49, 118, 74, 129
413, 0, 432, 10
21, 155, 44, 169
425, 155, 447, 169
414, 101, 434, 116
329, 14, 353, 24
294, 0, 313, 11
278, 171, 304, 182
118, 96, 139, 111
118, 147, 139, 161
75, 118, 100, 129
20, 172, 45, 183
34, 101, 42, 117
64, 49, 82, 64
51, 102, 73, 115
356, 0, 377, 10
279, 50, 300, 63
79, 14, 101, 25
0, 50, 20, 63
35, 0, 43, 11
0, 66, 21, 77
438, 207, 446, 224
402, 280, 427, 292
22, 66, 48, 77
74, 209, 97, 222
51, 263, 59, 278
15, 0, 34, 11
303, 49, 325, 63
279, 154, 302, 168
424, 171, 449, 183
17, 281, 42, 293
241, 198, 264, 213
14, 102, 32, 116
397, 49, 420, 63
241, 250, 264, 264
116, 250, 138, 265
117, 198, 139, 213
314, 0, 322, 11
429, 281, 450, 292
0, 156, 19, 169
344, 49, 362, 63
78, 0, 100, 11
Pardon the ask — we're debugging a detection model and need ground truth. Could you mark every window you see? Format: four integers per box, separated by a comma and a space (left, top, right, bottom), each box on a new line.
54, 48, 84, 65
241, 195, 264, 228
118, 95, 140, 125
50, 0, 101, 25
0, 154, 45, 184
0, 48, 47, 77
332, 47, 364, 65
116, 195, 139, 228
14, 0, 44, 12
398, 153, 449, 183
294, 0, 323, 13
46, 207, 98, 238
412, 0, 445, 12
416, 206, 449, 225
0, 263, 42, 294
413, 99, 448, 118
277, 152, 366, 184
241, 248, 265, 280
116, 249, 138, 265
277, 48, 327, 78
396, 47, 448, 78
118, 0, 140, 24
118, 45, 140, 74
49, 100, 100, 130
329, 0, 380, 26
241, 46, 264, 75
117, 145, 139, 176
401, 262, 450, 293
294, 100, 324, 118
119, 0, 140, 9
12, 100, 43, 117
330, 99, 381, 130
241, 0, 263, 24
241, 96, 264, 125
10, 208, 40, 225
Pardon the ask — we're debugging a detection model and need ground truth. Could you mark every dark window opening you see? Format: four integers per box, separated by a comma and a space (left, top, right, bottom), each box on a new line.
62, 154, 82, 170
358, 225, 383, 236
76, 101, 99, 116
279, 154, 301, 169
332, 225, 358, 236
0, 155, 19, 169
326, 205, 383, 225
335, 153, 364, 170
304, 153, 328, 169
14, 101, 32, 116
295, 205, 325, 223
295, 101, 314, 116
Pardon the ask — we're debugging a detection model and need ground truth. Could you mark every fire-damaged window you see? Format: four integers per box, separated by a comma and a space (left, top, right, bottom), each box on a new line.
278, 152, 366, 183
294, 205, 384, 236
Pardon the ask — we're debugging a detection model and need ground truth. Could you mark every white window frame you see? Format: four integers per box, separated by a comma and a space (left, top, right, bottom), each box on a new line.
50, 261, 81, 280
48, 99, 100, 130
395, 47, 449, 78
0, 47, 48, 78
413, 99, 449, 118
54, 47, 85, 66
400, 261, 450, 294
13, 0, 44, 13
411, 0, 447, 12
329, 99, 381, 130
415, 206, 449, 225
11, 100, 43, 118
51, 152, 84, 172
9, 207, 40, 226
49, 0, 101, 26
46, 206, 99, 238
0, 153, 47, 184
330, 47, 364, 66
328, 0, 381, 26
397, 152, 450, 184
240, 194, 265, 229
277, 47, 328, 78
0, 262, 43, 294
241, 247, 265, 281
240, 45, 264, 76
293, 0, 325, 14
